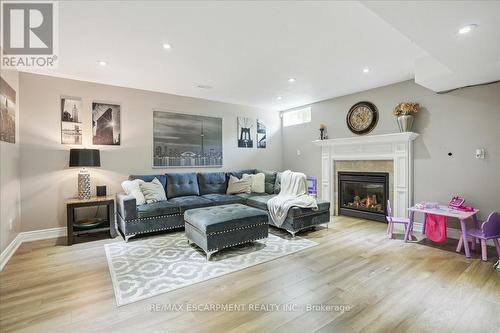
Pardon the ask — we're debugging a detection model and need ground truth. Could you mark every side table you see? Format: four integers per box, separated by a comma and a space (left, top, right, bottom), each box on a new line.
66, 195, 117, 245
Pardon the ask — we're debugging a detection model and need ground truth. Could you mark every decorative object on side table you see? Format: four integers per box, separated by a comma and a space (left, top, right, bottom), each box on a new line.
69, 148, 101, 199
393, 102, 420, 132
66, 195, 117, 245
96, 185, 107, 197
346, 101, 378, 135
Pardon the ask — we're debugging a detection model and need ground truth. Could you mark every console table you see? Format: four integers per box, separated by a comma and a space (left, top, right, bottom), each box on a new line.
66, 196, 117, 245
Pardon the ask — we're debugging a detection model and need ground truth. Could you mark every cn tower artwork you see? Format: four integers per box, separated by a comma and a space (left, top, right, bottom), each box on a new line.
153, 111, 223, 167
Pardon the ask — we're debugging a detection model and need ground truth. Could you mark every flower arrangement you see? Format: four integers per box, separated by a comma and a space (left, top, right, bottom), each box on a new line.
393, 102, 421, 116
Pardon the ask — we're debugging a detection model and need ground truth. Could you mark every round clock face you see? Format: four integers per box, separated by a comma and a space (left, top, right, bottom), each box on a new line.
346, 102, 378, 135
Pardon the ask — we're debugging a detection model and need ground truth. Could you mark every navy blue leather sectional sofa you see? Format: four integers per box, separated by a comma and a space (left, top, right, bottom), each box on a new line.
116, 169, 330, 241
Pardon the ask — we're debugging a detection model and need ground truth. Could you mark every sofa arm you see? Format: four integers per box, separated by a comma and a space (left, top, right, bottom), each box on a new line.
116, 192, 137, 220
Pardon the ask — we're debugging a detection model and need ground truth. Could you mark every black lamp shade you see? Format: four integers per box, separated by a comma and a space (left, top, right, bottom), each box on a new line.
69, 149, 101, 167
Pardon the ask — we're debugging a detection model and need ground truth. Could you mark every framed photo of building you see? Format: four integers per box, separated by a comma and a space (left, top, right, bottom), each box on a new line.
256, 119, 266, 148
0, 77, 16, 144
237, 117, 254, 148
60, 96, 82, 144
92, 102, 121, 145
153, 111, 223, 167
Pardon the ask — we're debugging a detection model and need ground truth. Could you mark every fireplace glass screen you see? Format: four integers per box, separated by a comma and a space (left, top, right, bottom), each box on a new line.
338, 172, 389, 221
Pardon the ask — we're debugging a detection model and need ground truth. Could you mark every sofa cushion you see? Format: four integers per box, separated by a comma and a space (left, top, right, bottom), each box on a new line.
168, 195, 213, 212
227, 169, 256, 180
165, 173, 199, 198
197, 172, 227, 195
273, 172, 282, 194
129, 174, 166, 190
136, 201, 180, 218
201, 194, 246, 205
256, 170, 277, 194
235, 192, 269, 200
288, 199, 330, 217
246, 194, 276, 211
184, 204, 268, 234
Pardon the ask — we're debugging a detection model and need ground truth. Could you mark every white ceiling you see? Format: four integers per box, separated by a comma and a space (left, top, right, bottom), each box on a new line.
22, 1, 499, 111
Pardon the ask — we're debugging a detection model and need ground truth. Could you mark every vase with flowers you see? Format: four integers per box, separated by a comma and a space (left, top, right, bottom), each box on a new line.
393, 102, 420, 132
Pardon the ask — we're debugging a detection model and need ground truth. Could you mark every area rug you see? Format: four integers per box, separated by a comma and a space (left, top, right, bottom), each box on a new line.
105, 231, 317, 306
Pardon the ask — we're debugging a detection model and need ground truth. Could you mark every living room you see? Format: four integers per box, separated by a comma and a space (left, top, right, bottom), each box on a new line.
1, 1, 499, 332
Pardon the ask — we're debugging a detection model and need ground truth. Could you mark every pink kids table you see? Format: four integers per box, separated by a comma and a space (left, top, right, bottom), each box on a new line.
408, 205, 479, 258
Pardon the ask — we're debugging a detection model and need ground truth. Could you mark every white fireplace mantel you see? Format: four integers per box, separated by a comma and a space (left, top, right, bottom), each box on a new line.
313, 132, 419, 218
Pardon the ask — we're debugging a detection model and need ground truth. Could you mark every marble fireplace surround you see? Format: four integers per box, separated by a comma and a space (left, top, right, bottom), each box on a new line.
313, 133, 419, 219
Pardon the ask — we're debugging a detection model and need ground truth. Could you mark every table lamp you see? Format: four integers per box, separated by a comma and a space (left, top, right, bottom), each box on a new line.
69, 148, 100, 199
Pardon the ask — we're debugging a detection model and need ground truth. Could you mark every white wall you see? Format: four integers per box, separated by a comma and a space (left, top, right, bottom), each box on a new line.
282, 80, 500, 227
19, 73, 282, 232
0, 70, 22, 252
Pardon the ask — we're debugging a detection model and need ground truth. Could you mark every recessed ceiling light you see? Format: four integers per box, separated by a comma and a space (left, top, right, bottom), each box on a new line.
276, 96, 283, 100
98, 60, 108, 66
162, 43, 172, 49
458, 24, 478, 34
197, 84, 213, 89
287, 78, 296, 83
362, 68, 370, 73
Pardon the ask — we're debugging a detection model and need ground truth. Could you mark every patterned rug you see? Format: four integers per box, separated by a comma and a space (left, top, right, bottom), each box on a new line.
105, 231, 318, 306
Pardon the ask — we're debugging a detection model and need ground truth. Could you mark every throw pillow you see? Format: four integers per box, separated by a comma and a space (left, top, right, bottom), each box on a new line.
139, 178, 167, 203
121, 179, 146, 205
243, 172, 265, 193
226, 174, 252, 194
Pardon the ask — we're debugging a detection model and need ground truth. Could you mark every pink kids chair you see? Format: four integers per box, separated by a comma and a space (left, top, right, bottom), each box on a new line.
386, 200, 413, 242
456, 212, 500, 261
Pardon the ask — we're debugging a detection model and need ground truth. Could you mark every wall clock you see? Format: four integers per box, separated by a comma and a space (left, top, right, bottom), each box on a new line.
346, 101, 378, 135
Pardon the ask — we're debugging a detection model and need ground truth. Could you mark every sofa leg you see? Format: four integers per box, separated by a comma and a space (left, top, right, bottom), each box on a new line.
206, 250, 217, 261
124, 234, 135, 243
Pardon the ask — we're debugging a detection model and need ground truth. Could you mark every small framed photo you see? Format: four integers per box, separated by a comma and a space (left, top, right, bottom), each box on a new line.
60, 96, 82, 144
92, 102, 121, 145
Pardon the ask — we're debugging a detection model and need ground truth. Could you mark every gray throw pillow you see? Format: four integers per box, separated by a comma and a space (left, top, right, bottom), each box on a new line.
139, 178, 167, 203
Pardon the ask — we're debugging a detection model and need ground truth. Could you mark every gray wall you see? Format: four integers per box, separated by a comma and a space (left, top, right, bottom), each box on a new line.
0, 70, 21, 253
19, 73, 282, 232
282, 80, 500, 225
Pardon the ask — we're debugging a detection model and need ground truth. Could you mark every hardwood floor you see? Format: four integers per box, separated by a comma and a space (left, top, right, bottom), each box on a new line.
1, 216, 499, 333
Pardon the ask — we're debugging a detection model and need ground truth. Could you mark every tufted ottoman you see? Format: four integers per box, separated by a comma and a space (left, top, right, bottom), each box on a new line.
184, 204, 269, 260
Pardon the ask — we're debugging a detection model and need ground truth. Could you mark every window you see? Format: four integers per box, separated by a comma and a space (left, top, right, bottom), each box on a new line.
282, 107, 311, 127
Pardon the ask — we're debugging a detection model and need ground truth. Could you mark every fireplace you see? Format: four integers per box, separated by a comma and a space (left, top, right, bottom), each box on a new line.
338, 172, 389, 222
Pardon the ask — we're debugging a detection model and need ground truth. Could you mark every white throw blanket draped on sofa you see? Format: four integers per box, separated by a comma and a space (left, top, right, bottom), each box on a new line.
267, 170, 318, 227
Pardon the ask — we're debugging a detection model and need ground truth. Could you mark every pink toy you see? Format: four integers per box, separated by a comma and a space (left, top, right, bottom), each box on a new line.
449, 196, 474, 212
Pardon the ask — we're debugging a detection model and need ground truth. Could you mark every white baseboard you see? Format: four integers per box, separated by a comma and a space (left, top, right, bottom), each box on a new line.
0, 227, 66, 271
0, 233, 22, 271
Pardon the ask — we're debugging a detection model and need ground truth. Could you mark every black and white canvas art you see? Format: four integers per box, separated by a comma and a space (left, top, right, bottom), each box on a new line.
92, 102, 121, 145
0, 77, 16, 144
256, 119, 266, 148
60, 97, 82, 144
153, 111, 223, 167
237, 117, 254, 148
